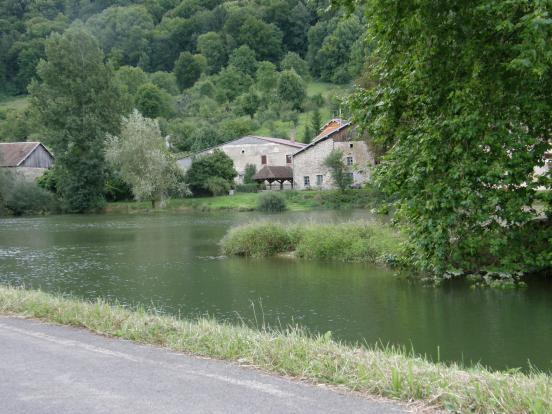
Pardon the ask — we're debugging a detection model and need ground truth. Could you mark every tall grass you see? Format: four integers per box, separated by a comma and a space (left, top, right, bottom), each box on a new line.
0, 285, 550, 413
221, 221, 404, 265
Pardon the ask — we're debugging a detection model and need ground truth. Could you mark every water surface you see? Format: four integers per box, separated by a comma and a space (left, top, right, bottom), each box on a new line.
0, 210, 550, 371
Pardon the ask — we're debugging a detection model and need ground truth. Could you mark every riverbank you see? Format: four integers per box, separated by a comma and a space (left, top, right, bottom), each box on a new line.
1, 285, 550, 413
104, 188, 387, 214
221, 222, 404, 266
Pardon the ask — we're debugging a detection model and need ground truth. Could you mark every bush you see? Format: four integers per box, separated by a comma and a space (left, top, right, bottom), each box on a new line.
235, 183, 258, 193
205, 176, 231, 196
221, 223, 294, 257
257, 192, 286, 212
185, 150, 237, 196
1, 171, 57, 216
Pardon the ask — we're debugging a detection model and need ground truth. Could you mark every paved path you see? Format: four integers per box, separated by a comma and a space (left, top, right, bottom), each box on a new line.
0, 316, 407, 414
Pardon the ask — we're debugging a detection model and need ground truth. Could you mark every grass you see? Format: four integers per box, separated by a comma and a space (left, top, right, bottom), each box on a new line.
105, 189, 387, 214
221, 221, 404, 265
1, 285, 550, 413
0, 95, 29, 113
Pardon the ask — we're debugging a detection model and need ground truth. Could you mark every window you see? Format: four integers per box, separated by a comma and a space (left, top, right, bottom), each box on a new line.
241, 149, 245, 154
286, 155, 292, 164
261, 155, 267, 165
303, 176, 310, 186
316, 175, 323, 186
349, 143, 353, 148
346, 156, 353, 166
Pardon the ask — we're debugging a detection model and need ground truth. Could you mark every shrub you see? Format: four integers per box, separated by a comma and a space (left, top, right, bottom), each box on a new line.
221, 223, 294, 257
257, 192, 286, 212
185, 150, 237, 196
1, 171, 57, 216
235, 183, 258, 193
295, 223, 402, 263
205, 176, 231, 196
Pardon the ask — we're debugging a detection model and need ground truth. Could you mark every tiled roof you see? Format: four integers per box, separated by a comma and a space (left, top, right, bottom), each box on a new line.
294, 119, 352, 156
252, 165, 294, 180
0, 142, 42, 167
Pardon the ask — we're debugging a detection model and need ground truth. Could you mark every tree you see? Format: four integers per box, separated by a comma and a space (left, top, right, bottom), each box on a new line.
302, 125, 312, 144
280, 52, 309, 79
86, 5, 154, 66
237, 16, 283, 62
185, 149, 237, 195
149, 71, 179, 95
29, 26, 123, 212
174, 51, 201, 90
311, 109, 322, 135
276, 69, 306, 110
197, 31, 227, 74
256, 61, 277, 93
324, 149, 353, 192
229, 45, 257, 77
243, 163, 256, 184
215, 65, 253, 102
135, 83, 165, 118
106, 110, 180, 208
237, 89, 260, 118
344, 0, 552, 275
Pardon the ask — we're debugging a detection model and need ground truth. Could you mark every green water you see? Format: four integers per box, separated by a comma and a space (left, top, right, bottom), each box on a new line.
0, 211, 550, 372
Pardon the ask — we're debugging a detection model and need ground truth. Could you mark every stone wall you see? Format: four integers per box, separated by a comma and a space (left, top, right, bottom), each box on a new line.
293, 139, 375, 190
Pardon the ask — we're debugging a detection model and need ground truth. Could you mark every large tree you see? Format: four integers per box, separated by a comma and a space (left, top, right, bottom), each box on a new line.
174, 51, 201, 90
106, 110, 181, 208
29, 26, 123, 212
185, 150, 237, 195
342, 0, 552, 275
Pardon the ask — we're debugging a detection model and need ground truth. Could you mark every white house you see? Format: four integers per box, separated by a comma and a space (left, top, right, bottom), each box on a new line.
177, 136, 305, 184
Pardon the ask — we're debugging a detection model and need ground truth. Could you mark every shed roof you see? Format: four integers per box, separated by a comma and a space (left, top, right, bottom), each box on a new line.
252, 165, 294, 181
0, 142, 53, 167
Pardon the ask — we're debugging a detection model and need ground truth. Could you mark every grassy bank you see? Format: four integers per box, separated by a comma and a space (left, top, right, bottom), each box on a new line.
221, 221, 404, 265
0, 285, 550, 413
105, 188, 386, 214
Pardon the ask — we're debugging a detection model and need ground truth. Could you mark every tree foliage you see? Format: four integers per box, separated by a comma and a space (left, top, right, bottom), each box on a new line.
277, 69, 306, 110
324, 149, 352, 192
184, 149, 237, 196
29, 26, 122, 212
105, 110, 181, 207
174, 51, 201, 90
343, 0, 552, 275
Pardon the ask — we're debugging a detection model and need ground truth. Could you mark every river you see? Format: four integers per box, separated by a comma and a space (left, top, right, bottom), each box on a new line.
0, 210, 550, 372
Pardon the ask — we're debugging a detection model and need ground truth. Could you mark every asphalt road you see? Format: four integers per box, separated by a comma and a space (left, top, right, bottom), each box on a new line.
0, 316, 407, 414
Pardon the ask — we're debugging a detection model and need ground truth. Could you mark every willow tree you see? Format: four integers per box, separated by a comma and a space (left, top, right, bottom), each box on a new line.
340, 0, 552, 275
105, 110, 181, 208
29, 25, 122, 212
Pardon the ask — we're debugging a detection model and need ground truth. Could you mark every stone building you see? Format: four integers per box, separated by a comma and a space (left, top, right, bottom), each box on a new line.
292, 119, 375, 190
0, 142, 54, 181
177, 136, 305, 184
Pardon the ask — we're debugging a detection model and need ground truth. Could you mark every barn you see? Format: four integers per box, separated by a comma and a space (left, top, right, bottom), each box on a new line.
0, 142, 54, 181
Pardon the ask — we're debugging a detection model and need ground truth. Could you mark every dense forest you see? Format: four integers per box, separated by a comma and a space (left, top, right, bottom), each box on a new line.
0, 0, 368, 150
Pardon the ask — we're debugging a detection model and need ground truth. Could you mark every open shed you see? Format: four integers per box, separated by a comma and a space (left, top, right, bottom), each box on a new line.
252, 165, 294, 190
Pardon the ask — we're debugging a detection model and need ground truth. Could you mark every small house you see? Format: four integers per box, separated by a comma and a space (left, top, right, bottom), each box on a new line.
177, 136, 306, 184
0, 142, 54, 181
292, 119, 375, 190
